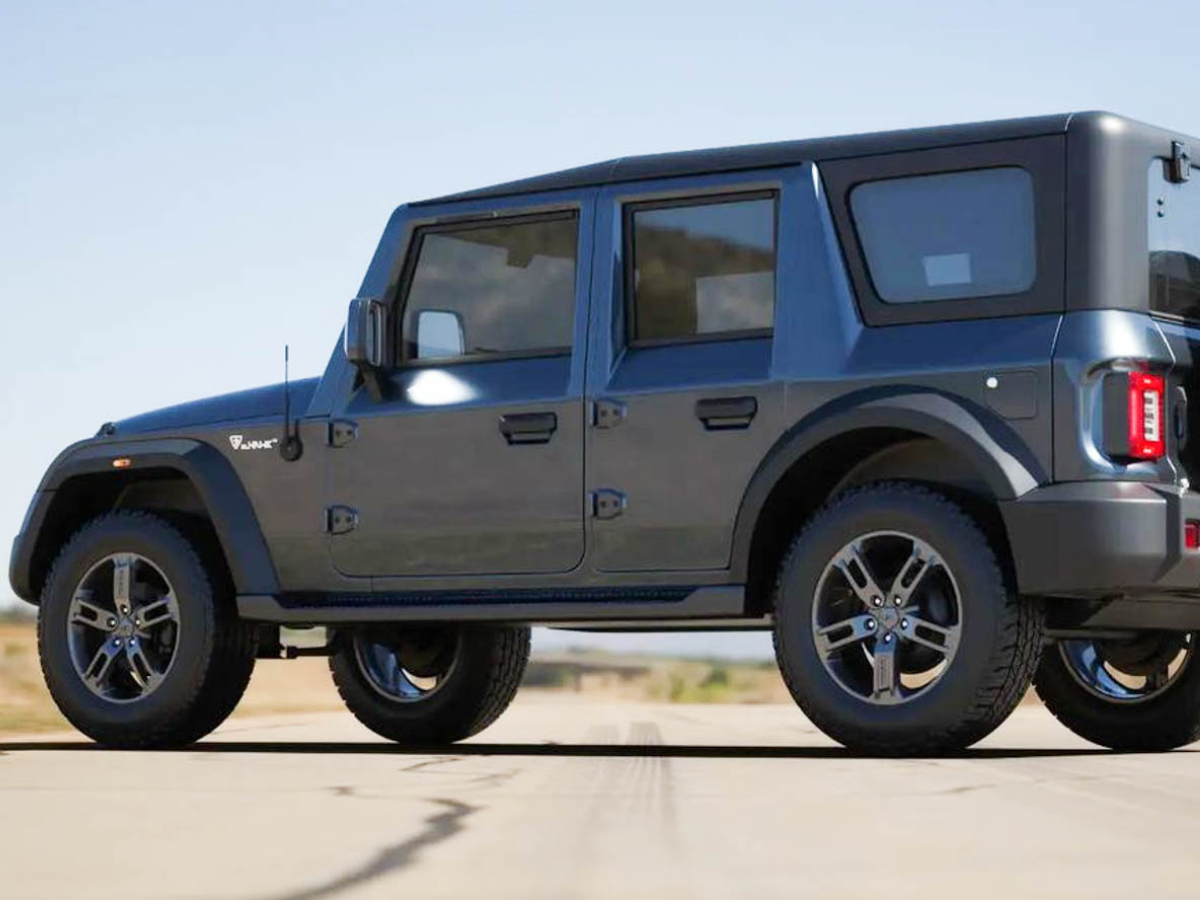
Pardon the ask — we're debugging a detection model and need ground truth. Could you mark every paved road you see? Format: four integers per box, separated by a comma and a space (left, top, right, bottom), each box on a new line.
1, 698, 1198, 899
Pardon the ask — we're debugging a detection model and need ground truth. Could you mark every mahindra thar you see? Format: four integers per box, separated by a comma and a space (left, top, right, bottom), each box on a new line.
10, 111, 1200, 754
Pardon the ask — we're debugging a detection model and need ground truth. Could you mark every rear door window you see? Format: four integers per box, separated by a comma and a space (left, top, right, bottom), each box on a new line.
627, 194, 776, 344
1149, 160, 1200, 321
850, 168, 1037, 304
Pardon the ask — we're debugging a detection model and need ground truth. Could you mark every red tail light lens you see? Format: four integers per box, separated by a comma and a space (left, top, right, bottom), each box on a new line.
1186, 520, 1200, 551
1128, 372, 1166, 459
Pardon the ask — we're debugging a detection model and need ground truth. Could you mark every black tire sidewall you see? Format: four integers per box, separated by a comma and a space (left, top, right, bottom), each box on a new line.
1036, 639, 1200, 750
39, 514, 218, 737
330, 625, 526, 743
775, 487, 1010, 745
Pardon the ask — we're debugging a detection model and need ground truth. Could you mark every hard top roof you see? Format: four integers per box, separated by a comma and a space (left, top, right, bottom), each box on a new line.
414, 112, 1085, 206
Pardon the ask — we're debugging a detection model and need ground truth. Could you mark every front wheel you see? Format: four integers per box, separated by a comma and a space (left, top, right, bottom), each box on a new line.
330, 624, 530, 744
773, 482, 1043, 755
37, 511, 256, 748
1035, 632, 1200, 750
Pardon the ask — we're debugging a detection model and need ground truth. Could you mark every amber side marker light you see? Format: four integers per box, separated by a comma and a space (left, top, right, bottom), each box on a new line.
112, 458, 132, 469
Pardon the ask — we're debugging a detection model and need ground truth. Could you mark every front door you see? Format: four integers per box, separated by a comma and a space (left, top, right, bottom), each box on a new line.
327, 205, 590, 577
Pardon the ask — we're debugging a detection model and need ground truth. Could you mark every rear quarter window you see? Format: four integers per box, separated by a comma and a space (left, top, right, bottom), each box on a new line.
849, 167, 1037, 304
1149, 159, 1200, 321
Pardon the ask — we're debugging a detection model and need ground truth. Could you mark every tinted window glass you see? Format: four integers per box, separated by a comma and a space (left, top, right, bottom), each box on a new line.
1149, 160, 1200, 320
630, 196, 775, 343
402, 215, 577, 361
850, 168, 1036, 303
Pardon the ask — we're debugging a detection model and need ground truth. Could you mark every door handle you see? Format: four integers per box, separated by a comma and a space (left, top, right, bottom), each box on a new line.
499, 412, 558, 444
695, 396, 757, 430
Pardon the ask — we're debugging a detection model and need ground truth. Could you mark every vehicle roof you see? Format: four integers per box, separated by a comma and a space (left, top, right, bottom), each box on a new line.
415, 112, 1085, 206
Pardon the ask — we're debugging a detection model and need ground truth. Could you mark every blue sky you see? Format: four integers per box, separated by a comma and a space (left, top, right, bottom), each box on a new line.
2, 1, 1197, 655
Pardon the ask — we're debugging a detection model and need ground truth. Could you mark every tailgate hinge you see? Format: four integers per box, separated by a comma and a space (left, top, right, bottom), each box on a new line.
324, 505, 359, 535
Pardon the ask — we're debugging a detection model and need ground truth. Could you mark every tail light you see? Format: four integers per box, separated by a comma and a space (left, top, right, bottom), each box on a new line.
1128, 372, 1166, 458
1103, 370, 1166, 461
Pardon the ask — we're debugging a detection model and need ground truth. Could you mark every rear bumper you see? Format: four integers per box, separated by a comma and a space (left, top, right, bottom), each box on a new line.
1000, 481, 1200, 598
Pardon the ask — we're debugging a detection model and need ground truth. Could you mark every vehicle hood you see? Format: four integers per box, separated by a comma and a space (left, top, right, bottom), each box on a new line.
110, 378, 320, 436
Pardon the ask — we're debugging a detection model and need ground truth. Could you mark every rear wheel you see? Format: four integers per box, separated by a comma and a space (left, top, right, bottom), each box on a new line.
1035, 632, 1200, 750
330, 624, 529, 744
773, 482, 1043, 755
37, 511, 256, 748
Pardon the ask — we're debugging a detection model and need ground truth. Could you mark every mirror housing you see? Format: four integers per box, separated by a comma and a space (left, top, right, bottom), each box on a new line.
345, 297, 388, 369
415, 309, 466, 360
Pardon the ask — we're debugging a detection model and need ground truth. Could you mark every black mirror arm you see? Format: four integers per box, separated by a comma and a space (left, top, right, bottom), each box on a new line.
362, 368, 388, 403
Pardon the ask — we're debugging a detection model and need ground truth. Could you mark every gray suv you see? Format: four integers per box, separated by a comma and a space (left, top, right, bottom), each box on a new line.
11, 111, 1200, 755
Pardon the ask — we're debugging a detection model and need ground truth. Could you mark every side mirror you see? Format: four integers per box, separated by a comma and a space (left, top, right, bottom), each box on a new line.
345, 297, 388, 369
415, 309, 466, 360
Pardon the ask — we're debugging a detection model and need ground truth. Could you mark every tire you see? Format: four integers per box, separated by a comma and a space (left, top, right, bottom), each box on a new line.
37, 511, 256, 749
772, 481, 1043, 755
330, 624, 530, 744
1035, 634, 1200, 750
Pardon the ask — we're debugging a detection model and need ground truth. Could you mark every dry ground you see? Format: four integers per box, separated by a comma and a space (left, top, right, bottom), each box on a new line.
4, 702, 1196, 900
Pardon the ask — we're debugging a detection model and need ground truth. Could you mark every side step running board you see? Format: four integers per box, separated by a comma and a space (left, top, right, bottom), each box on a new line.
237, 585, 745, 626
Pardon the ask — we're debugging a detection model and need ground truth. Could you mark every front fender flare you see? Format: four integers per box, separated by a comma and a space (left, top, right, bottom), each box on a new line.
728, 390, 1045, 580
11, 438, 278, 602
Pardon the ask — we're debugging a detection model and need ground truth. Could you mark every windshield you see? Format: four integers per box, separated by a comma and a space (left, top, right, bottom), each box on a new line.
1149, 159, 1200, 320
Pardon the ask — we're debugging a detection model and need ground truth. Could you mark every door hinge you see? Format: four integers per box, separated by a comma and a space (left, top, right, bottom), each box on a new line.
593, 399, 627, 429
592, 489, 627, 520
328, 419, 359, 448
325, 505, 359, 535
1170, 141, 1191, 184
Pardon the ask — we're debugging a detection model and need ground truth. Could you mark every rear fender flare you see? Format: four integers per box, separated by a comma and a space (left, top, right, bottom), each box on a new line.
729, 389, 1045, 579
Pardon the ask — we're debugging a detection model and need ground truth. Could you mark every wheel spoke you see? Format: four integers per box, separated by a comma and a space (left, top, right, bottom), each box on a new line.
124, 641, 161, 693
832, 542, 886, 609
872, 637, 899, 701
899, 615, 958, 656
135, 594, 178, 631
1146, 667, 1170, 692
112, 555, 134, 615
815, 614, 877, 656
82, 640, 121, 692
69, 593, 113, 632
890, 543, 938, 606
395, 665, 426, 698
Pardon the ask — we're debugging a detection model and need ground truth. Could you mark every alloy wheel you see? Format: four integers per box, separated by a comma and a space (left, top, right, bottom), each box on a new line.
811, 531, 962, 705
66, 553, 180, 703
353, 628, 461, 703
1059, 633, 1194, 704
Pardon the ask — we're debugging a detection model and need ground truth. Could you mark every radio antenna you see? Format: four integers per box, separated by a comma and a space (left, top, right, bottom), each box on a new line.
279, 344, 303, 461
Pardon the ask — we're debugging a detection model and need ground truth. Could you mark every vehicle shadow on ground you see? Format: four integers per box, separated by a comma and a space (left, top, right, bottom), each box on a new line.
0, 740, 1174, 759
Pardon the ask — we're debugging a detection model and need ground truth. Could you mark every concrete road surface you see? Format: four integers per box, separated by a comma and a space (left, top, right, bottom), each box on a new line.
1, 698, 1198, 899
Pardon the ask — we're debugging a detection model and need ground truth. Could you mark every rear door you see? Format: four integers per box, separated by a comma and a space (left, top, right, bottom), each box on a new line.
327, 197, 592, 577
585, 174, 789, 572
1148, 153, 1200, 482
